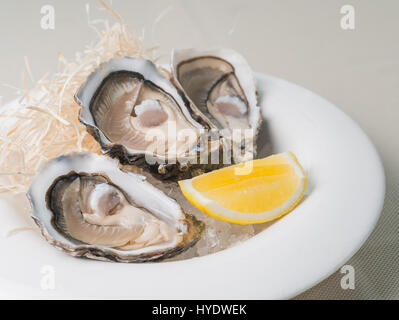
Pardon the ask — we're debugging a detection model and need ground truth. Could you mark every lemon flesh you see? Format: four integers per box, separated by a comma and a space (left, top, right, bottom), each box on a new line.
178, 152, 307, 224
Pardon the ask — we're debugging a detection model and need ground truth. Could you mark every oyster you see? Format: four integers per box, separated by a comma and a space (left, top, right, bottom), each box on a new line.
75, 57, 213, 178
27, 153, 203, 262
171, 48, 261, 162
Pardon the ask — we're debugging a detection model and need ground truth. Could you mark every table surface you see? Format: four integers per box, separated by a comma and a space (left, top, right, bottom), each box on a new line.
0, 0, 397, 299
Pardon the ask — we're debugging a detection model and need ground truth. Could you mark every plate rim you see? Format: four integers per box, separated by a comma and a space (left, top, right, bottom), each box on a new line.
0, 72, 386, 299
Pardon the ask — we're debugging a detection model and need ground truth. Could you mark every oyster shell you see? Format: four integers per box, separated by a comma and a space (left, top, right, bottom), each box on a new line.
75, 57, 215, 178
171, 48, 261, 162
27, 153, 203, 262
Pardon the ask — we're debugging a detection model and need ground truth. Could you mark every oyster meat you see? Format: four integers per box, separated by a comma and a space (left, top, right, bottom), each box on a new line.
171, 48, 261, 162
27, 153, 203, 262
75, 57, 213, 177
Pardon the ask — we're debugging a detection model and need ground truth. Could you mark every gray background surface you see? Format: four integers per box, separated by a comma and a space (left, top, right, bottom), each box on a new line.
0, 0, 397, 299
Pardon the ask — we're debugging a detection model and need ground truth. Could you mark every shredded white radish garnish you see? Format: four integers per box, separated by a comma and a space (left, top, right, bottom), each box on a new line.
0, 1, 157, 194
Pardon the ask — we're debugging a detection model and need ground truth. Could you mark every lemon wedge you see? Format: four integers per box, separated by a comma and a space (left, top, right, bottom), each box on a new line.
178, 152, 307, 224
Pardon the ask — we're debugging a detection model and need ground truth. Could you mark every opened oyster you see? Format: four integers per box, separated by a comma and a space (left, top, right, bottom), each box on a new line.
171, 48, 261, 162
75, 57, 218, 178
27, 153, 203, 262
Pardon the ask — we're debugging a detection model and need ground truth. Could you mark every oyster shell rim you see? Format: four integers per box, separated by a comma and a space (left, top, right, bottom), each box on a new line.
171, 47, 262, 133
27, 153, 204, 263
74, 56, 205, 166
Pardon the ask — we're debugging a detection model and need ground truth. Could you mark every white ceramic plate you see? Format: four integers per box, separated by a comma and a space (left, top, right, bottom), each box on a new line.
0, 73, 385, 299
